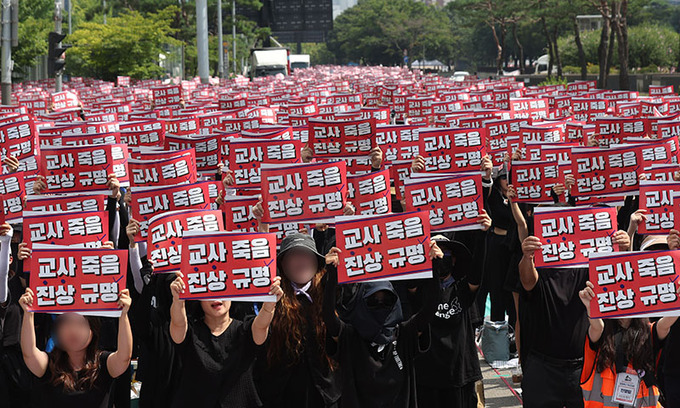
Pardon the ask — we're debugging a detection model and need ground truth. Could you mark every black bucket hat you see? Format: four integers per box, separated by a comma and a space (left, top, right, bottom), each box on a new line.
277, 233, 325, 268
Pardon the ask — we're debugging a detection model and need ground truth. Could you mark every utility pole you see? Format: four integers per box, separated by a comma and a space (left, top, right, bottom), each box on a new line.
196, 0, 209, 83
68, 0, 72, 34
54, 0, 63, 92
217, 0, 223, 78
232, 0, 236, 74
1, 0, 11, 104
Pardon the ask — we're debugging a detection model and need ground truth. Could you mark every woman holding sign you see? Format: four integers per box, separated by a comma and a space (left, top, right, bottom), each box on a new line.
579, 281, 678, 408
168, 273, 284, 408
254, 233, 342, 408
18, 287, 133, 408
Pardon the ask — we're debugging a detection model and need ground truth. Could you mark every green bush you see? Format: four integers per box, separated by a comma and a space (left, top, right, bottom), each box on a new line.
628, 24, 678, 69
638, 64, 660, 73
538, 77, 568, 86
557, 29, 603, 68
557, 23, 679, 70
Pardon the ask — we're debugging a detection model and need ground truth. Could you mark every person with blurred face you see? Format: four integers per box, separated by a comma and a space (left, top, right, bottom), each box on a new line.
168, 272, 283, 408
18, 287, 133, 408
579, 278, 677, 408
254, 233, 341, 408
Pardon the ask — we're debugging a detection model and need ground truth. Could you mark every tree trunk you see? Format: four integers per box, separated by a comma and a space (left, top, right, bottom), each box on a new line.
613, 0, 629, 89
488, 22, 503, 76
499, 24, 507, 75
541, 17, 553, 79
606, 25, 615, 76
597, 2, 610, 88
573, 16, 587, 79
553, 26, 563, 78
513, 23, 525, 74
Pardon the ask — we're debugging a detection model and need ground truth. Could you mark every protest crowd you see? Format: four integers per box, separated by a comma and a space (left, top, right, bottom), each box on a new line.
2, 66, 680, 408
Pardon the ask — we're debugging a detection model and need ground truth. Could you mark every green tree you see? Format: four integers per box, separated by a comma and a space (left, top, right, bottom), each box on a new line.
12, 0, 52, 74
66, 7, 181, 80
327, 0, 453, 66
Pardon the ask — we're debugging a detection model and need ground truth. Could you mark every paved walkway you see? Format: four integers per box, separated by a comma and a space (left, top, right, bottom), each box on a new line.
477, 351, 523, 407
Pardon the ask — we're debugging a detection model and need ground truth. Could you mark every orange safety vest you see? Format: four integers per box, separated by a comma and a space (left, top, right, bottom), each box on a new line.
580, 328, 661, 408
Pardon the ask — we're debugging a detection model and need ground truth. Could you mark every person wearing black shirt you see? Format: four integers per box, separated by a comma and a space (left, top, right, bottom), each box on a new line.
658, 229, 680, 407
518, 229, 630, 408
18, 287, 133, 408
254, 233, 342, 408
479, 161, 516, 329
415, 216, 489, 408
168, 272, 283, 408
0, 224, 32, 408
323, 241, 442, 408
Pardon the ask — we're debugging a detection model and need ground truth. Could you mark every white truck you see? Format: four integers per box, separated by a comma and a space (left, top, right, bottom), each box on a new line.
289, 54, 311, 70
249, 47, 290, 79
534, 54, 558, 75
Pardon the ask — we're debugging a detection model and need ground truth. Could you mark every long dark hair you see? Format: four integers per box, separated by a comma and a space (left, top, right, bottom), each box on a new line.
267, 267, 334, 369
596, 318, 655, 375
49, 315, 103, 392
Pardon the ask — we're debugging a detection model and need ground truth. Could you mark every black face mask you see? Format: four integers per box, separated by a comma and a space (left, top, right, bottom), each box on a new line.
349, 282, 403, 345
433, 256, 454, 279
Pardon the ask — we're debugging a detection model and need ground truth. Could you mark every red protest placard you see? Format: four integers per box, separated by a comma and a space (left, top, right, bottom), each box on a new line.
404, 173, 483, 232
571, 145, 640, 198
23, 210, 108, 248
390, 160, 413, 201
588, 250, 680, 319
260, 161, 347, 223
640, 163, 680, 182
0, 172, 26, 224
594, 116, 648, 147
164, 116, 200, 135
485, 117, 530, 166
117, 76, 130, 87
222, 195, 260, 232
0, 117, 38, 163
228, 138, 302, 188
418, 127, 487, 172
129, 150, 197, 187
346, 169, 391, 215
334, 211, 432, 284
119, 120, 166, 147
147, 209, 224, 273
179, 231, 277, 301
374, 124, 420, 163
511, 161, 566, 204
27, 247, 128, 315
130, 181, 213, 241
61, 132, 121, 147
308, 117, 376, 157
51, 91, 80, 111
25, 193, 108, 213
637, 180, 680, 234
39, 143, 130, 193
165, 134, 222, 172
152, 85, 181, 107
533, 206, 619, 268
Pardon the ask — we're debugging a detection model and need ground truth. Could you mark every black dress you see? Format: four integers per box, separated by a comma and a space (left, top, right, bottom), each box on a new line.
171, 316, 262, 408
255, 293, 341, 408
34, 351, 116, 408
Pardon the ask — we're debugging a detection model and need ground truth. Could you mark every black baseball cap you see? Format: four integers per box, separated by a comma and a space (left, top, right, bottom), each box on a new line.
277, 233, 325, 267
